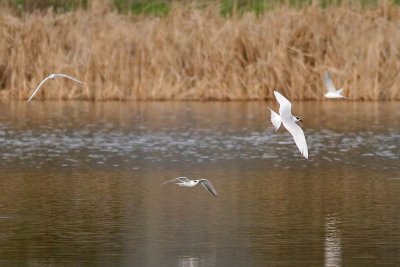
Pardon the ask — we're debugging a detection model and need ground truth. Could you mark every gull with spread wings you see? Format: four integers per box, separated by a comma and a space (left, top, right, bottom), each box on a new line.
268, 91, 308, 159
163, 177, 218, 197
324, 71, 346, 99
27, 73, 86, 102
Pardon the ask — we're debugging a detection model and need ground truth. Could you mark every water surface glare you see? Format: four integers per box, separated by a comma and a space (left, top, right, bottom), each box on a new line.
0, 101, 399, 266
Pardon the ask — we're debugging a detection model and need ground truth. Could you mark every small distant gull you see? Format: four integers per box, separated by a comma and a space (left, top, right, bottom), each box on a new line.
27, 73, 86, 102
163, 177, 218, 197
268, 91, 308, 159
324, 71, 346, 99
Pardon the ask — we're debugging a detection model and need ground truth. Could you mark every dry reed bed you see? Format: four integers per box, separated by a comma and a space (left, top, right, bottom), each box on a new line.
0, 3, 399, 101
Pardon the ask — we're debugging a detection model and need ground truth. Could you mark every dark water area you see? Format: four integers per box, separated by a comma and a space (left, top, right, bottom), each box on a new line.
0, 101, 399, 266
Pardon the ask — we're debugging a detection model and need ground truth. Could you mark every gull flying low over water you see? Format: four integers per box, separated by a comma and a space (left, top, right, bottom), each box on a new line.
324, 71, 346, 99
163, 177, 218, 197
268, 91, 308, 159
27, 73, 86, 102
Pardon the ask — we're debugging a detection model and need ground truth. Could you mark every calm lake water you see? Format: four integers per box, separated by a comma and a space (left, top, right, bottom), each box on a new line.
0, 101, 399, 266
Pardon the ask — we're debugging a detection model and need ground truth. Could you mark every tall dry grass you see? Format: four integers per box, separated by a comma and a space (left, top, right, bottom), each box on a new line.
0, 2, 399, 101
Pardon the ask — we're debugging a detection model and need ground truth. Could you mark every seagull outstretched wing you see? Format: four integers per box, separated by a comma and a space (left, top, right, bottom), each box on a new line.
27, 76, 52, 102
274, 91, 292, 119
53, 74, 86, 84
282, 120, 308, 159
162, 177, 190, 184
324, 71, 337, 93
199, 179, 218, 197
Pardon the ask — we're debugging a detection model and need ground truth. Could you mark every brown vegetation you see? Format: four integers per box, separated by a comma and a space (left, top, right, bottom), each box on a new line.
0, 2, 399, 101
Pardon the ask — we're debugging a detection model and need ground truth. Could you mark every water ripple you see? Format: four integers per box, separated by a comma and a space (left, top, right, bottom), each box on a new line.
0, 126, 398, 169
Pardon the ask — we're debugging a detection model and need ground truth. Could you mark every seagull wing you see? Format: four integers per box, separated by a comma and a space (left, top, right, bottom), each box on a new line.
162, 177, 190, 184
324, 72, 337, 93
27, 75, 52, 102
274, 91, 292, 118
267, 107, 281, 131
282, 120, 308, 159
199, 179, 218, 197
53, 74, 86, 84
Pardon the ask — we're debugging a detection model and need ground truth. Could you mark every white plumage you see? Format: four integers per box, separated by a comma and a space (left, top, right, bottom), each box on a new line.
163, 177, 218, 197
324, 71, 346, 99
268, 91, 309, 159
27, 73, 86, 102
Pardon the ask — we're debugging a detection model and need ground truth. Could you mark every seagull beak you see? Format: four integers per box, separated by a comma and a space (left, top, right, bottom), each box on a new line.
300, 119, 303, 122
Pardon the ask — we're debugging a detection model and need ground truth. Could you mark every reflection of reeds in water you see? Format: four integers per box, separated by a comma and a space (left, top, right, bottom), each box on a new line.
324, 215, 342, 267
0, 3, 400, 101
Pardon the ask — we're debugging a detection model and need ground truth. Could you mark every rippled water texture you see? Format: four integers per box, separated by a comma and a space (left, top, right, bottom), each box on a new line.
0, 101, 399, 266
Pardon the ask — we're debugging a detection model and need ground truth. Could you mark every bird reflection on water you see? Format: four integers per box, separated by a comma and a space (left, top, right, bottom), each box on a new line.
324, 215, 342, 267
179, 257, 198, 267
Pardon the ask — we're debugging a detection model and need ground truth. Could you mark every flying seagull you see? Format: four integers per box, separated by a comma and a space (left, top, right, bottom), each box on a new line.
27, 73, 86, 102
163, 177, 218, 197
268, 91, 308, 159
324, 71, 346, 99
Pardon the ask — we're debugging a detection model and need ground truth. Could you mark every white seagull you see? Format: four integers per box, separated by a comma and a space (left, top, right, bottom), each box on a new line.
268, 91, 308, 159
27, 73, 86, 102
324, 71, 346, 99
163, 177, 218, 197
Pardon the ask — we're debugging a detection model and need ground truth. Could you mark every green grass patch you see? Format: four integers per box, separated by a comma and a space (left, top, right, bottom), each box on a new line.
2, 0, 400, 16
114, 0, 171, 16
3, 0, 88, 12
